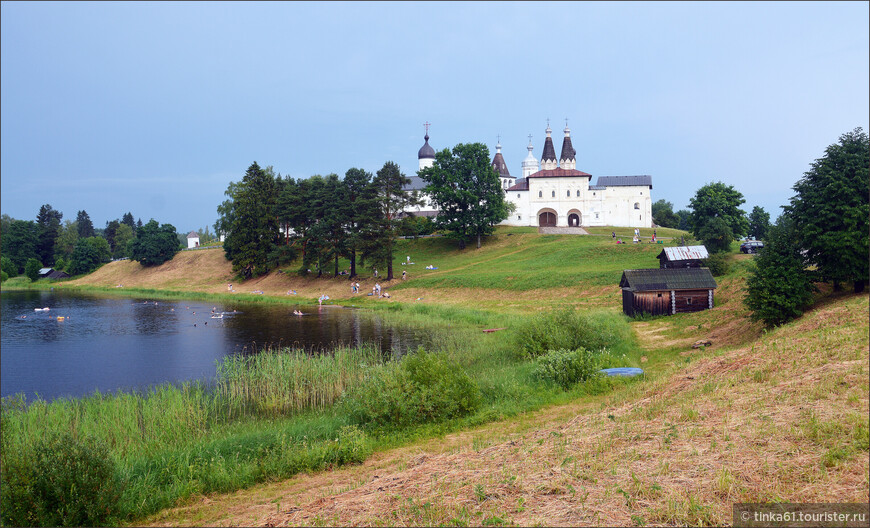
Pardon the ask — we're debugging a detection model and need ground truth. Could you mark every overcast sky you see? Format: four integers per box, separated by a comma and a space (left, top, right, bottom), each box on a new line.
2, 1, 868, 233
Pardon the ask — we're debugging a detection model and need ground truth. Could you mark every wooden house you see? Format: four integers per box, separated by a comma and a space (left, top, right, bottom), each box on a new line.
619, 268, 717, 316
656, 245, 709, 269
37, 267, 70, 280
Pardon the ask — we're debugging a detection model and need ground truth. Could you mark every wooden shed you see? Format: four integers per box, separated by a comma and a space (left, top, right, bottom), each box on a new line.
619, 268, 717, 316
656, 245, 709, 269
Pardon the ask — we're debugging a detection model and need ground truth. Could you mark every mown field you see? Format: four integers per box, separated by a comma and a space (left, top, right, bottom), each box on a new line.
2, 226, 867, 527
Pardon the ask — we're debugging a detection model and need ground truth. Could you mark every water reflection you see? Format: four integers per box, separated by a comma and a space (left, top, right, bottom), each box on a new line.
1, 291, 426, 402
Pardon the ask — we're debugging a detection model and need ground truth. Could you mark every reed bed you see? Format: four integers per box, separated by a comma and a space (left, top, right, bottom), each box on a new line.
1, 344, 385, 462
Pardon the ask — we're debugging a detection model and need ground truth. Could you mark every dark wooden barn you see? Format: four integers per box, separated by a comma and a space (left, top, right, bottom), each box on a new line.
619, 268, 717, 316
38, 267, 70, 280
656, 245, 709, 269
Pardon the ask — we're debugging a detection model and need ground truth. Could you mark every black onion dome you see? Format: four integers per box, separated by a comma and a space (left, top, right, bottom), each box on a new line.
418, 134, 435, 159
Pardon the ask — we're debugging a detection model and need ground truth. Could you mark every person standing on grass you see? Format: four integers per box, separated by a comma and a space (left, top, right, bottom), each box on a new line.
402, 270, 407, 280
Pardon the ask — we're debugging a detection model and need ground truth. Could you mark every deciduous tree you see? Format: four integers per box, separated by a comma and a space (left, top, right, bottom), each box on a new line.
1, 220, 39, 274
651, 199, 679, 229
68, 237, 112, 275
420, 143, 510, 250
128, 220, 180, 266
688, 182, 748, 252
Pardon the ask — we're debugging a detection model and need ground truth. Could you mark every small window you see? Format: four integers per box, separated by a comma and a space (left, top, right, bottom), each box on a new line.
686, 298, 692, 305
517, 193, 520, 199
595, 213, 599, 219
593, 192, 596, 196
640, 191, 643, 195
538, 191, 542, 197
567, 190, 570, 197
518, 215, 522, 220
576, 190, 580, 197
634, 202, 640, 210
657, 293, 662, 298
551, 190, 555, 198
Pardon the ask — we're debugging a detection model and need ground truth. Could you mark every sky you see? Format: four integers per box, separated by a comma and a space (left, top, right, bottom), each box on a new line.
2, 1, 868, 233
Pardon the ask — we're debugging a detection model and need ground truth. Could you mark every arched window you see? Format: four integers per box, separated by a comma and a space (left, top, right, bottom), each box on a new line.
576, 190, 580, 197
551, 190, 555, 198
634, 202, 640, 210
517, 194, 521, 199
567, 190, 570, 197
538, 191, 542, 198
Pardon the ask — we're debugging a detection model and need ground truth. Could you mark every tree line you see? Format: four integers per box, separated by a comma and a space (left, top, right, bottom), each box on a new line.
650, 128, 868, 326
1, 207, 182, 281
215, 143, 510, 280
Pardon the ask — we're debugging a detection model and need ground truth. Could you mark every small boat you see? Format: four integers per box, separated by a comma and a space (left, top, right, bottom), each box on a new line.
34, 307, 50, 312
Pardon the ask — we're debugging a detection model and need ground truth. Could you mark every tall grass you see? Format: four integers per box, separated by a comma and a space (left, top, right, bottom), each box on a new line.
215, 345, 383, 418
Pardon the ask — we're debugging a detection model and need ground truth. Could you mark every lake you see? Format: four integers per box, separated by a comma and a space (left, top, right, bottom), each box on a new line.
0, 290, 426, 402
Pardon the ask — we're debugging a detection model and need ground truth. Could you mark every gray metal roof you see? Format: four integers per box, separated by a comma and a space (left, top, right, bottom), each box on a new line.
619, 268, 717, 291
595, 175, 653, 188
403, 176, 428, 191
657, 245, 709, 261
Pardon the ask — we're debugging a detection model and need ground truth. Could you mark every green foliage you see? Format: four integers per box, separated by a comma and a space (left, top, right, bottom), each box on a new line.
651, 199, 680, 228
112, 223, 135, 259
688, 182, 748, 246
1, 255, 17, 278
533, 348, 601, 390
676, 209, 691, 231
1, 219, 39, 274
1, 271, 8, 282
1, 433, 124, 527
68, 236, 112, 275
695, 216, 734, 254
24, 258, 42, 282
747, 206, 771, 241
129, 220, 180, 267
744, 214, 816, 326
36, 204, 63, 267
399, 215, 436, 238
344, 349, 481, 428
702, 252, 731, 276
514, 308, 634, 359
419, 143, 510, 249
75, 210, 95, 239
219, 162, 284, 279
53, 219, 79, 263
785, 127, 869, 292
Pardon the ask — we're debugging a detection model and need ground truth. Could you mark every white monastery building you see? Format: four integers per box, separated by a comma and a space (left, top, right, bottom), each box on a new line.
404, 122, 654, 229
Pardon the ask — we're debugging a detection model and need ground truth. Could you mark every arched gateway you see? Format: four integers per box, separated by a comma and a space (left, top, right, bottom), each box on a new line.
538, 211, 557, 227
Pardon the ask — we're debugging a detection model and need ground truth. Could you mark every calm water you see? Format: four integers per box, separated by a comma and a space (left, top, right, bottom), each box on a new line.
1, 290, 426, 402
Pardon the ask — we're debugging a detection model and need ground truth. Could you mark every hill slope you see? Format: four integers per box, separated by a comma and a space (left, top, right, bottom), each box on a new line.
142, 293, 869, 527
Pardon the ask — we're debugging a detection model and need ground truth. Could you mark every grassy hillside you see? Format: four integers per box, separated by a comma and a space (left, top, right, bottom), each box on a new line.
140, 293, 869, 527
9, 226, 868, 526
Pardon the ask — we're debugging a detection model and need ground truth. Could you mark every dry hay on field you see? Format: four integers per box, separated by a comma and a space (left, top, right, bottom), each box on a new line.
142, 294, 869, 528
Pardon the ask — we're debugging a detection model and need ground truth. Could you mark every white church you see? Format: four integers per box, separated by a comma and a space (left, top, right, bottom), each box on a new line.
405, 123, 654, 229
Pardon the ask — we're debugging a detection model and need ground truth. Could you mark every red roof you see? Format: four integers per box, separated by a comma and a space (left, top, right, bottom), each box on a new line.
527, 168, 592, 178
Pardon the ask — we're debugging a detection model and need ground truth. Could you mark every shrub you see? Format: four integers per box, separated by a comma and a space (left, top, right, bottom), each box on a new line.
0, 256, 16, 278
0, 270, 7, 282
534, 348, 601, 390
514, 308, 632, 359
345, 349, 481, 428
703, 253, 731, 276
24, 258, 42, 282
1, 433, 125, 527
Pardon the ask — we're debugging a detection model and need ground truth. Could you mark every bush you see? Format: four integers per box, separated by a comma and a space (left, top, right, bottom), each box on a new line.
344, 349, 481, 428
1, 433, 125, 527
0, 271, 7, 282
534, 348, 601, 390
0, 256, 16, 278
514, 308, 632, 359
24, 258, 42, 282
703, 253, 731, 276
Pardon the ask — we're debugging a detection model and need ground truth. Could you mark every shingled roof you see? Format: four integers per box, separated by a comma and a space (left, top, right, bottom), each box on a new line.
560, 135, 576, 162
541, 134, 557, 163
619, 268, 717, 291
492, 151, 511, 178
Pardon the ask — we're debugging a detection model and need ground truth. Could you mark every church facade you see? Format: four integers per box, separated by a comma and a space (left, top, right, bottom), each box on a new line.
405, 123, 654, 229
501, 124, 653, 229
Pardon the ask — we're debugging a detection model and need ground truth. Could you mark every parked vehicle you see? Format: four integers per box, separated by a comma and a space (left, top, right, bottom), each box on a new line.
740, 240, 764, 254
